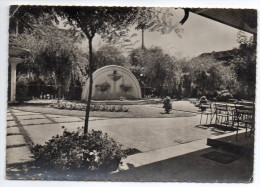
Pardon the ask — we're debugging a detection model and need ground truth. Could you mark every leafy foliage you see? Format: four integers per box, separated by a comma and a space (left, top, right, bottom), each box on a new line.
32, 128, 127, 172
129, 47, 177, 96
229, 31, 256, 99
93, 45, 127, 70
10, 21, 86, 95
216, 90, 233, 102
134, 8, 183, 36
176, 56, 238, 99
9, 6, 54, 34
54, 7, 139, 41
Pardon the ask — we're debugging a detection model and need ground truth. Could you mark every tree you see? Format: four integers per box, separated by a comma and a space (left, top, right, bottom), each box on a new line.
129, 47, 177, 97
93, 45, 127, 70
35, 25, 77, 100
10, 22, 81, 100
134, 8, 184, 49
186, 56, 238, 98
54, 6, 139, 134
70, 48, 89, 88
230, 31, 256, 99
104, 8, 184, 52
9, 6, 54, 35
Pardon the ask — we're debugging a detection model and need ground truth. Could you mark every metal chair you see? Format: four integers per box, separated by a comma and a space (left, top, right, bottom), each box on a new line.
214, 103, 229, 126
235, 102, 255, 140
198, 102, 214, 126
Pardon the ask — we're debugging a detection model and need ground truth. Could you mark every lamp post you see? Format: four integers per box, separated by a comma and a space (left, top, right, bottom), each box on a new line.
140, 73, 145, 98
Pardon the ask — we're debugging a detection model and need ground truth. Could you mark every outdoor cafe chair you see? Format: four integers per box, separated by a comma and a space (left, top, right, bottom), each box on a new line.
198, 101, 214, 126
226, 100, 240, 128
235, 102, 255, 140
214, 101, 242, 127
228, 99, 238, 104
214, 103, 229, 127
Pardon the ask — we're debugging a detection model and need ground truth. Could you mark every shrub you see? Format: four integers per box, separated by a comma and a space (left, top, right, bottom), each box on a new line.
109, 105, 116, 112
163, 96, 172, 114
31, 128, 126, 172
216, 90, 233, 102
123, 108, 129, 112
100, 105, 106, 111
115, 105, 123, 112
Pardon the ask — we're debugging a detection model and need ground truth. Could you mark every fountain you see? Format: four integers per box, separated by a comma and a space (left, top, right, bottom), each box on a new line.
82, 65, 142, 101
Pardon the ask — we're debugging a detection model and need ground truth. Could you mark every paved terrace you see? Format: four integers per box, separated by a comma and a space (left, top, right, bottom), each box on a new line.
5, 101, 253, 182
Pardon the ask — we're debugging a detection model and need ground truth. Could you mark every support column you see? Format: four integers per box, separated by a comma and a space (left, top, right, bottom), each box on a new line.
10, 62, 19, 102
8, 46, 29, 103
9, 58, 22, 103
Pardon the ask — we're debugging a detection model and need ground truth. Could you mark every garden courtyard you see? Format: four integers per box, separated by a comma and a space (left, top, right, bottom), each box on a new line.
4, 6, 256, 183
6, 100, 254, 182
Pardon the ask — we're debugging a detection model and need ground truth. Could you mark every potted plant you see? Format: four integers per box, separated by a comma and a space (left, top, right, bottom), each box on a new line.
163, 96, 172, 114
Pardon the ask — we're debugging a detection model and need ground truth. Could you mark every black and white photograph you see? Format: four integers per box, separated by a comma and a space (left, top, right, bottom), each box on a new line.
1, 1, 259, 184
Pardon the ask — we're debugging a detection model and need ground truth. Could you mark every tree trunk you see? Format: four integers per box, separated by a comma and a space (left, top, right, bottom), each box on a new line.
141, 28, 144, 49
84, 37, 93, 134
57, 85, 61, 103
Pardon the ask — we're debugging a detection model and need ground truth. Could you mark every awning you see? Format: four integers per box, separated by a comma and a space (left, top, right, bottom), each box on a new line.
189, 8, 257, 35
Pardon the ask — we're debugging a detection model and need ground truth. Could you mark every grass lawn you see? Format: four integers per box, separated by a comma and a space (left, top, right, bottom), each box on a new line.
10, 101, 199, 118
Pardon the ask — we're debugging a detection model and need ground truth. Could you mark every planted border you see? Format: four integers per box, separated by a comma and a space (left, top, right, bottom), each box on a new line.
50, 102, 130, 112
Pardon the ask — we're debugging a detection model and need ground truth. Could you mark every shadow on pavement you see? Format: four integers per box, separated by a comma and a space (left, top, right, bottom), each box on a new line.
6, 146, 253, 182
111, 147, 253, 183
6, 160, 115, 181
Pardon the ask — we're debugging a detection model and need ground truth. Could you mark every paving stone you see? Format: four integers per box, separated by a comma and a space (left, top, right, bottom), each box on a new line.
20, 118, 52, 125
10, 109, 22, 112
6, 135, 26, 146
7, 116, 14, 121
53, 117, 83, 123
45, 114, 67, 118
23, 122, 84, 145
10, 110, 27, 114
7, 121, 17, 127
6, 146, 34, 165
14, 112, 41, 116
83, 117, 108, 121
17, 114, 46, 120
45, 115, 106, 121
7, 127, 20, 134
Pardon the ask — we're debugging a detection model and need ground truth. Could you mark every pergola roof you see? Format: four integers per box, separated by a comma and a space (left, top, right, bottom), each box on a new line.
189, 8, 257, 35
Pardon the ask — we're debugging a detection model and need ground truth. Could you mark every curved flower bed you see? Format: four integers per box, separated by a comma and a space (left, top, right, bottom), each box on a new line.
50, 102, 129, 112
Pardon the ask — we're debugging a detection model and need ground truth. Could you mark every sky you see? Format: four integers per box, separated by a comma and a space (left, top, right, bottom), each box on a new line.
86, 8, 252, 59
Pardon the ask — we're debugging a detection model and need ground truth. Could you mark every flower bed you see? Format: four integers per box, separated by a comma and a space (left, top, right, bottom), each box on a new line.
50, 102, 129, 112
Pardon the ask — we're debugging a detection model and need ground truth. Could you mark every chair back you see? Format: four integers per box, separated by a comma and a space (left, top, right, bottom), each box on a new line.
237, 101, 255, 121
215, 103, 228, 112
228, 99, 238, 104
